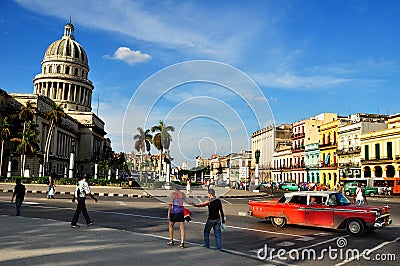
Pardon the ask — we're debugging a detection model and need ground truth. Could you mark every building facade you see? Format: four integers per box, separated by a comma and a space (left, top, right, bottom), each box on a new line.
0, 21, 110, 178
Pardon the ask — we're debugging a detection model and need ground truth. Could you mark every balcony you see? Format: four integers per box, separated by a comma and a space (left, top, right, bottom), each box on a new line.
336, 146, 361, 155
361, 157, 394, 163
293, 132, 305, 140
318, 142, 338, 149
319, 163, 338, 169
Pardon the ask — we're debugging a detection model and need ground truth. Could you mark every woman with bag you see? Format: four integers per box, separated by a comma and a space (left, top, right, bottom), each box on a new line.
167, 184, 193, 248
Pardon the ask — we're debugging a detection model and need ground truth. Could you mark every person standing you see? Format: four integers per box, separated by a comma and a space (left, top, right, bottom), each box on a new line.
11, 178, 26, 216
194, 189, 225, 250
167, 184, 193, 248
47, 180, 56, 199
353, 183, 368, 205
71, 175, 98, 228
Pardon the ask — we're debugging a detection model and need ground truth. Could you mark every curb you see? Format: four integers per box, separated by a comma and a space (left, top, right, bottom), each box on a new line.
1, 189, 267, 199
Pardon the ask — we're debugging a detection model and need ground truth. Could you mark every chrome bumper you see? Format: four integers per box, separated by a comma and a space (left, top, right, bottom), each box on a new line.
374, 217, 392, 228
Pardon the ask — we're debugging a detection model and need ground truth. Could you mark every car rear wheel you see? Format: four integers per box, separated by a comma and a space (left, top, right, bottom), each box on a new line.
271, 217, 286, 228
369, 192, 375, 197
346, 218, 365, 236
345, 190, 351, 196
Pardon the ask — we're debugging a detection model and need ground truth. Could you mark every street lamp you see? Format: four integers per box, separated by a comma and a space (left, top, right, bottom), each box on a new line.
68, 139, 75, 179
255, 150, 260, 186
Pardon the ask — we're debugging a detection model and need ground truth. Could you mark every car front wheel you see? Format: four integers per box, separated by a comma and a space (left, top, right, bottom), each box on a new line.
346, 218, 365, 236
271, 217, 286, 228
345, 190, 351, 196
369, 192, 375, 197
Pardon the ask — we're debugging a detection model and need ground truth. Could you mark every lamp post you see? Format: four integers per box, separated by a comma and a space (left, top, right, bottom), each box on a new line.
255, 150, 260, 186
68, 139, 75, 179
7, 152, 13, 179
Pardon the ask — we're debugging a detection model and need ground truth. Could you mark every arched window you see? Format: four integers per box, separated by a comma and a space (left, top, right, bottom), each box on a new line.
66, 66, 70, 74
57, 65, 61, 73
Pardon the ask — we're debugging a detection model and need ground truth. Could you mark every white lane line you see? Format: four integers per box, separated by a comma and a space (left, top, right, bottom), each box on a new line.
116, 201, 127, 206
221, 199, 232, 205
276, 241, 296, 247
335, 236, 400, 266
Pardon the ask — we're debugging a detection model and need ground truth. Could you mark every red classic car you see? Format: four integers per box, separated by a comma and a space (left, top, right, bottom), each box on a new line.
248, 191, 392, 236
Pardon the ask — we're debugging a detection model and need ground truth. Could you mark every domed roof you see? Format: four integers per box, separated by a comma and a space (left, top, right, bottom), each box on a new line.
43, 22, 88, 65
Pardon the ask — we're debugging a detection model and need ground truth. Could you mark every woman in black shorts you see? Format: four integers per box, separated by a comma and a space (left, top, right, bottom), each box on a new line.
167, 184, 193, 248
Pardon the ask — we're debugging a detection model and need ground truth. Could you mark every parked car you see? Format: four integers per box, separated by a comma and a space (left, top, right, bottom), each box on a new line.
343, 182, 378, 196
316, 184, 329, 191
281, 182, 299, 191
255, 183, 270, 192
248, 191, 392, 236
298, 182, 310, 191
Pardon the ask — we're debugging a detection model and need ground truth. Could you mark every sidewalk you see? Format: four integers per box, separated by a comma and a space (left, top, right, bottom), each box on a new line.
0, 215, 263, 266
0, 183, 268, 199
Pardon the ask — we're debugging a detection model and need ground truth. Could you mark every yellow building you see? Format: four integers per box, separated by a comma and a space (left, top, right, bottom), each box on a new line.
361, 113, 400, 184
319, 117, 349, 188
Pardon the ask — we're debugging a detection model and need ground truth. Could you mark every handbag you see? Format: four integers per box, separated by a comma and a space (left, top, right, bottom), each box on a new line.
183, 207, 192, 222
175, 192, 192, 222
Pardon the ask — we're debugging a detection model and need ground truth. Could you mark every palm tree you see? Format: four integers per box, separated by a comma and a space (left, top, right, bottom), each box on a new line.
18, 101, 36, 176
0, 117, 11, 177
11, 121, 40, 176
151, 121, 174, 179
98, 160, 110, 178
133, 127, 152, 175
43, 103, 66, 176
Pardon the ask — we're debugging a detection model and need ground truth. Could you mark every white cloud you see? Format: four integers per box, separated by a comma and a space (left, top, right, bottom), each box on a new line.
104, 47, 151, 65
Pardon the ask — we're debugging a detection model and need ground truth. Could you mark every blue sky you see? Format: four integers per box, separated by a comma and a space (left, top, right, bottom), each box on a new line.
1, 0, 400, 168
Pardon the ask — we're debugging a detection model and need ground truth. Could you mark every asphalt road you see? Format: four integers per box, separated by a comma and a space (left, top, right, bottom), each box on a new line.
0, 192, 399, 265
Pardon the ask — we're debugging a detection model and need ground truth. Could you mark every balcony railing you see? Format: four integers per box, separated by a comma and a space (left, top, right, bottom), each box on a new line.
336, 146, 361, 155
361, 157, 394, 162
318, 142, 338, 148
293, 132, 305, 139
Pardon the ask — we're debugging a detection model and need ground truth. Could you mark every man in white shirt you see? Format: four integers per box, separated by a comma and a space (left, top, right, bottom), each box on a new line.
71, 175, 98, 228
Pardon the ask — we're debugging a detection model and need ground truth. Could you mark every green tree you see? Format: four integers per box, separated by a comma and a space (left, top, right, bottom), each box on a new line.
43, 103, 66, 176
98, 160, 110, 178
151, 120, 174, 179
11, 121, 40, 176
0, 117, 12, 176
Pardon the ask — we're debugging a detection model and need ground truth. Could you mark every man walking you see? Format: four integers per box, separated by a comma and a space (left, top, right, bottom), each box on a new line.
71, 175, 98, 228
194, 189, 225, 250
11, 178, 25, 216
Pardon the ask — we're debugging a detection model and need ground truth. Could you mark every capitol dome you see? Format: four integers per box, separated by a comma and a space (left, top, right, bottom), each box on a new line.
34, 21, 94, 112
44, 23, 88, 65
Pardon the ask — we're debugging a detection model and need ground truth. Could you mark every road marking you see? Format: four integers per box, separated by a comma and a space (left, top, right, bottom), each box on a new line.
336, 236, 400, 266
116, 201, 127, 206
221, 199, 232, 205
23, 202, 40, 205
276, 241, 295, 247
313, 232, 333, 236
295, 236, 315, 241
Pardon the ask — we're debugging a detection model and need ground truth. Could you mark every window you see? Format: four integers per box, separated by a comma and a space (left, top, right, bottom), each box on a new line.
375, 143, 380, 159
365, 145, 369, 160
387, 142, 393, 160
289, 195, 307, 205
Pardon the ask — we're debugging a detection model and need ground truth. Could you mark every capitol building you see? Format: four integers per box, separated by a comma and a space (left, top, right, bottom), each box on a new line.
0, 21, 112, 178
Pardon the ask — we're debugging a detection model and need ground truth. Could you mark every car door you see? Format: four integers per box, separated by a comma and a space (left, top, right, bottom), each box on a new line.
305, 196, 334, 227
283, 195, 307, 224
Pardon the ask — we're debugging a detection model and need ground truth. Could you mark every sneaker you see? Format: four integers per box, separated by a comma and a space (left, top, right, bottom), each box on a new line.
71, 224, 80, 228
87, 221, 94, 226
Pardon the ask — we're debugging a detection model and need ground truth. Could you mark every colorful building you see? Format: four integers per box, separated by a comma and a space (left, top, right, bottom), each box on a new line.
361, 113, 400, 185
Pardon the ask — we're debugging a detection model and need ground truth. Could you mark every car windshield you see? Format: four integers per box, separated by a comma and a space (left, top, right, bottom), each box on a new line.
328, 193, 351, 206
